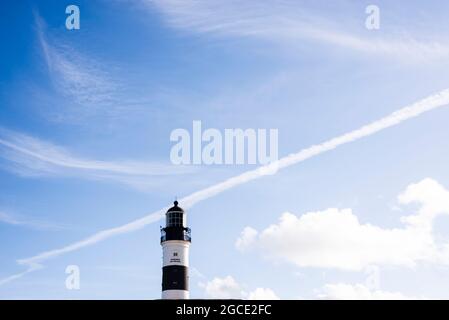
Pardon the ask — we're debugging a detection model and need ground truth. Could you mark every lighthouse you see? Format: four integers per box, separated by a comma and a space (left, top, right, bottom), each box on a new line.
160, 201, 191, 299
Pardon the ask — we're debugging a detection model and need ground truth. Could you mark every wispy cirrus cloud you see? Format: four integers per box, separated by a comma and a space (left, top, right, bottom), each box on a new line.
0, 128, 193, 189
34, 13, 150, 122
0, 211, 68, 231
147, 0, 449, 61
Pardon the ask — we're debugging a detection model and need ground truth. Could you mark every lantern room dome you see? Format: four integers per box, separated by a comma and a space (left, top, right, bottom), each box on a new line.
167, 201, 184, 213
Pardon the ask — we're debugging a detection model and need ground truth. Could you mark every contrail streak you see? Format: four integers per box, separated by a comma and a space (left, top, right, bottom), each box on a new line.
0, 263, 42, 286
4, 88, 449, 284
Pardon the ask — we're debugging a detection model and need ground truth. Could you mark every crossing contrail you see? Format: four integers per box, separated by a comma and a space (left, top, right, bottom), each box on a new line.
3, 88, 449, 285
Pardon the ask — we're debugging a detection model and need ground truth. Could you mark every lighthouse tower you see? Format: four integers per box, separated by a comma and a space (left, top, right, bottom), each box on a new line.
160, 201, 191, 299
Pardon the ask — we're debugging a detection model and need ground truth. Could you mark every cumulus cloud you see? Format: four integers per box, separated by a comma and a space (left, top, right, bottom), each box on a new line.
236, 178, 449, 271
247, 288, 280, 300
399, 178, 449, 230
235, 227, 258, 252
201, 276, 245, 299
200, 275, 279, 300
318, 283, 416, 300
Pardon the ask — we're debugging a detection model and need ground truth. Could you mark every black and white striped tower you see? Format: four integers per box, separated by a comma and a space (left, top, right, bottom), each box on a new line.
160, 201, 191, 299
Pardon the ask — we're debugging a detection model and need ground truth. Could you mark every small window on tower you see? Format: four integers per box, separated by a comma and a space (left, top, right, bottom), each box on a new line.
173, 252, 178, 256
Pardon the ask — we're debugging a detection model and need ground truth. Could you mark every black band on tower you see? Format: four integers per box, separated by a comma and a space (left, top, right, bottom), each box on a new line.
162, 265, 189, 291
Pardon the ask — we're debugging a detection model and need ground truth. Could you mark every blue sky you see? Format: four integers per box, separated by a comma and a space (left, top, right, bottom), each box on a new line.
1, 0, 449, 299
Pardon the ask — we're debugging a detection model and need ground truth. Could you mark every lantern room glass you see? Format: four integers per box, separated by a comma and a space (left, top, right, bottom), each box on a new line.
166, 211, 186, 227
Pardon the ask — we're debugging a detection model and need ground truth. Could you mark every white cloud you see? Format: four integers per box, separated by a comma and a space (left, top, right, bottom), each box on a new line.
318, 283, 416, 300
46, 44, 117, 109
190, 267, 207, 280
235, 227, 258, 252
236, 178, 449, 271
0, 211, 26, 226
0, 211, 68, 231
35, 14, 117, 112
34, 12, 151, 122
201, 276, 245, 299
399, 178, 449, 230
148, 0, 449, 61
200, 276, 280, 300
0, 129, 193, 190
247, 288, 280, 300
